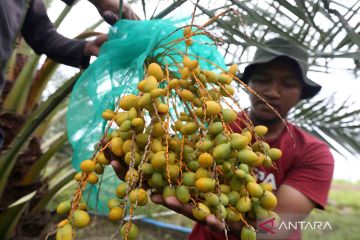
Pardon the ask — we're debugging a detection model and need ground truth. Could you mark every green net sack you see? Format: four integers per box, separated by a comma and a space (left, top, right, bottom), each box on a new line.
67, 19, 226, 214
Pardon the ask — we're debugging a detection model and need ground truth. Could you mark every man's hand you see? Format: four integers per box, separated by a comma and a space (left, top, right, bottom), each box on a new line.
89, 0, 140, 25
83, 34, 108, 57
150, 192, 247, 237
111, 159, 246, 236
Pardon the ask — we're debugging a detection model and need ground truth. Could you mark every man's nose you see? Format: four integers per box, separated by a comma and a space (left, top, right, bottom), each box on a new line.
264, 83, 281, 99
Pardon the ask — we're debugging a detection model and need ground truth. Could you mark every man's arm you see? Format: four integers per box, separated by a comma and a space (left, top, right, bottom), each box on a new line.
276, 184, 315, 215
270, 184, 316, 238
270, 140, 334, 238
22, 0, 90, 68
22, 0, 107, 68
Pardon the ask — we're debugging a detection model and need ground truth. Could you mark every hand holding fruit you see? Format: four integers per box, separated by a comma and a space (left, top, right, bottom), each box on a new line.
150, 192, 249, 237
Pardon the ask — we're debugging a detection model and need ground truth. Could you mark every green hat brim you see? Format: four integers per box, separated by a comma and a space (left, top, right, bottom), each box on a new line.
240, 55, 321, 99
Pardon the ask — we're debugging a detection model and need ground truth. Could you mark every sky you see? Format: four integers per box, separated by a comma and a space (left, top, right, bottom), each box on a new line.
46, 0, 360, 182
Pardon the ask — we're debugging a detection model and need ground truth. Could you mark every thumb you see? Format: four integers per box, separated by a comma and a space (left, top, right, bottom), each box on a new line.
111, 160, 126, 180
94, 34, 108, 46
101, 10, 119, 25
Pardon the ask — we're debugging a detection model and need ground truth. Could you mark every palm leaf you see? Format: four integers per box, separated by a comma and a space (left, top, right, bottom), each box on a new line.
2, 55, 41, 113
289, 98, 360, 155
31, 170, 76, 214
0, 73, 80, 200
180, 0, 360, 156
0, 192, 36, 240
141, 0, 147, 19
193, 0, 360, 73
21, 133, 67, 186
152, 0, 187, 19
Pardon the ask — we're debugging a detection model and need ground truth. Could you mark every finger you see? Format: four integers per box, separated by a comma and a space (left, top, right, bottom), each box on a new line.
149, 194, 189, 214
101, 11, 118, 25
121, 4, 141, 20
95, 34, 108, 47
110, 160, 122, 173
111, 160, 126, 179
164, 196, 194, 219
163, 196, 183, 211
92, 48, 99, 57
97, 34, 108, 44
206, 214, 225, 232
228, 222, 243, 235
123, 11, 141, 20
150, 192, 165, 205
107, 148, 128, 170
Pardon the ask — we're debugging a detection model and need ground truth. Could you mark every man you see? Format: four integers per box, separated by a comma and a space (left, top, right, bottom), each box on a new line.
0, 0, 139, 149
0, 0, 139, 95
150, 38, 334, 239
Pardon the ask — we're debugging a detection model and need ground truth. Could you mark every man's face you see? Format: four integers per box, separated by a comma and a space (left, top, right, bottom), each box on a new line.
248, 61, 302, 122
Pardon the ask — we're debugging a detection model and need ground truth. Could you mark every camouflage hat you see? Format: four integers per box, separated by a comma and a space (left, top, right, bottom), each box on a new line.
241, 38, 321, 99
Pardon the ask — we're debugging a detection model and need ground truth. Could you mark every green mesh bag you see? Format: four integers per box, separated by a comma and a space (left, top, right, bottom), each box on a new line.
67, 19, 226, 214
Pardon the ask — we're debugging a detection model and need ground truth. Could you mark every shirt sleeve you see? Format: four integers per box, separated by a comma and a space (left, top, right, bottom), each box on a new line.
282, 142, 334, 209
21, 0, 90, 68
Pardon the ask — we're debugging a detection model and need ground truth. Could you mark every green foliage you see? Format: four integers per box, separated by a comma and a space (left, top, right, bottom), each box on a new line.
31, 170, 76, 214
289, 97, 360, 155
0, 2, 105, 239
21, 133, 67, 185
0, 192, 36, 240
3, 55, 41, 113
0, 73, 80, 200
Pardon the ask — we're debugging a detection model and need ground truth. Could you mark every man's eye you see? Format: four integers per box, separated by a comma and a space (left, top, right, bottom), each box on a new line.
283, 80, 299, 87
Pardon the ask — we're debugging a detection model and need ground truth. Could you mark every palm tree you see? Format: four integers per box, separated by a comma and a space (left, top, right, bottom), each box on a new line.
190, 0, 360, 155
0, 1, 103, 238
0, 1, 189, 239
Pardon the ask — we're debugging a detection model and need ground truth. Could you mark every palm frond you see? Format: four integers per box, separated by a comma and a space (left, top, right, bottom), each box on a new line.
193, 0, 360, 74
152, 0, 187, 19
288, 97, 360, 155
184, 0, 360, 155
